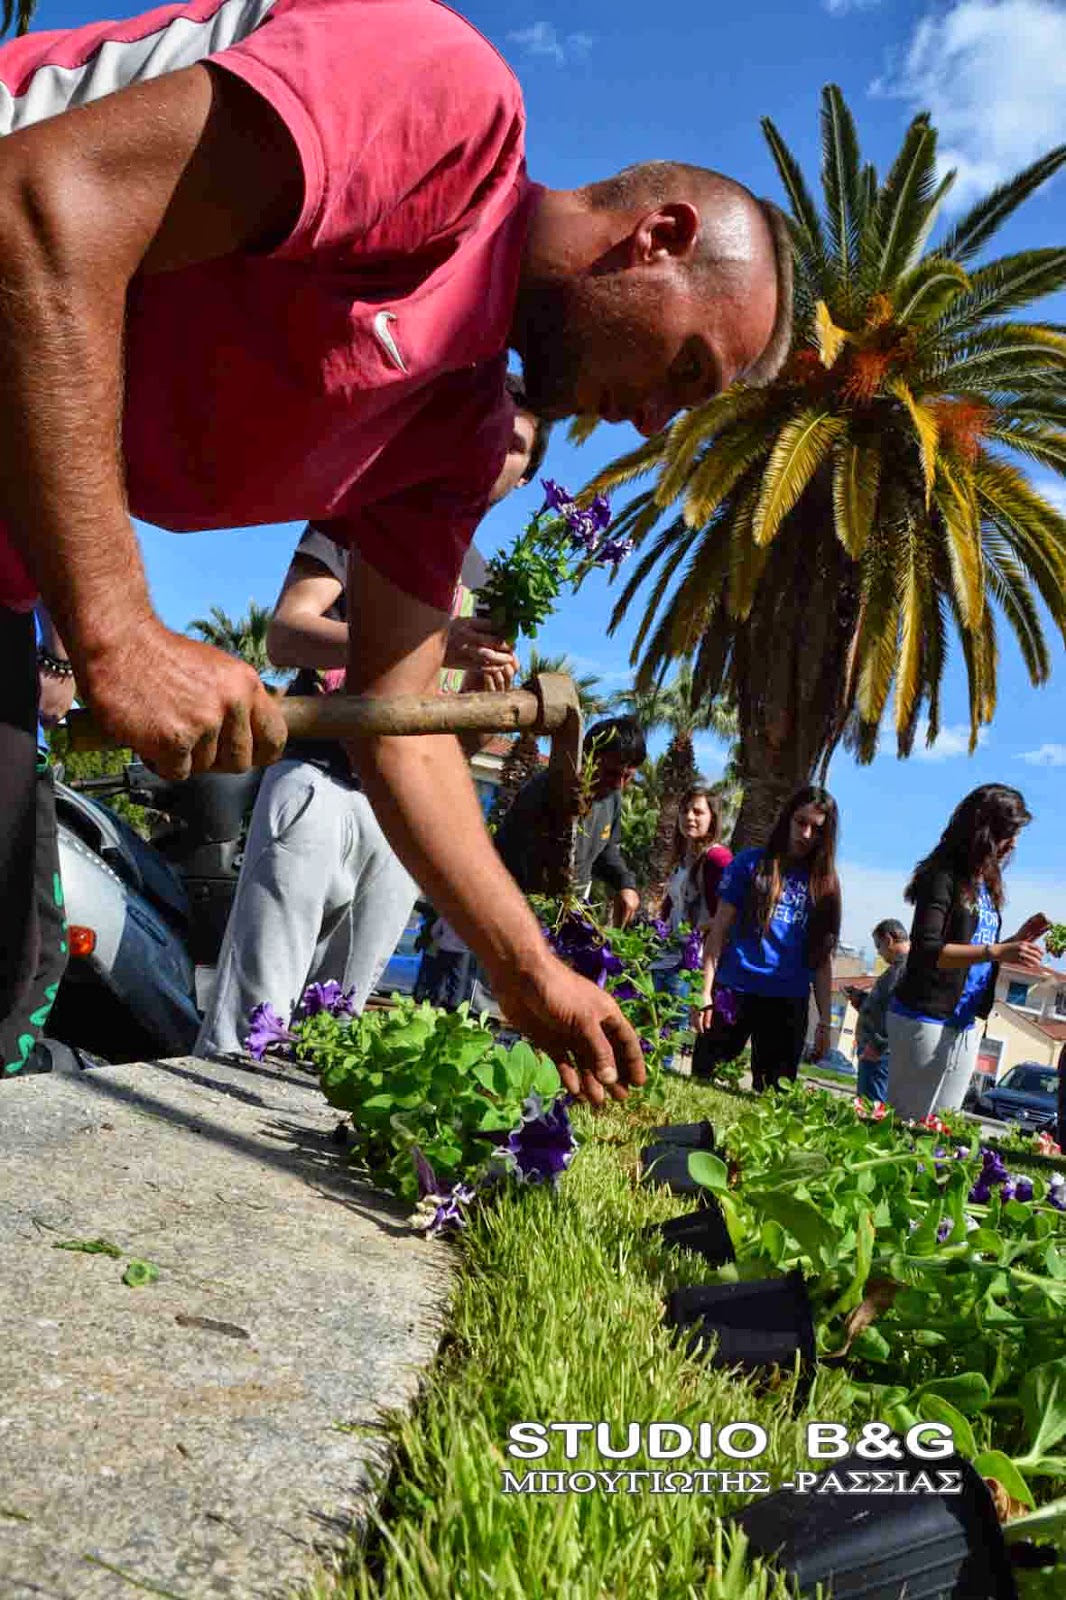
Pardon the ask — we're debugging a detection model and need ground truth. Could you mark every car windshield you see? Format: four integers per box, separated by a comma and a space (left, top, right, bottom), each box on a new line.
1001, 1066, 1058, 1096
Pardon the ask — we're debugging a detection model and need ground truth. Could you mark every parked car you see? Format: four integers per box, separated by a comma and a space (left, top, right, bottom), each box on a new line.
974, 1061, 1060, 1130
373, 913, 424, 998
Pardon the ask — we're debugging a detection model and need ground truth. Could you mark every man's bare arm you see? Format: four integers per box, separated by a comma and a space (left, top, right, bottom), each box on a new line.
0, 65, 300, 774
343, 551, 645, 1102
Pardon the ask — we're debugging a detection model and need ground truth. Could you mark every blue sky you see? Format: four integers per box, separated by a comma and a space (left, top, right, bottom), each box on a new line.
41, 0, 1066, 952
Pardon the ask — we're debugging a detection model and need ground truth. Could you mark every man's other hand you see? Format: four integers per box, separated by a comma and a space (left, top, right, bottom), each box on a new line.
493, 955, 647, 1105
81, 618, 288, 778
613, 888, 641, 928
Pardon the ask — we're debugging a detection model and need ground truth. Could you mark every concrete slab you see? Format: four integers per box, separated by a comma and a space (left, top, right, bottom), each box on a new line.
0, 1055, 453, 1600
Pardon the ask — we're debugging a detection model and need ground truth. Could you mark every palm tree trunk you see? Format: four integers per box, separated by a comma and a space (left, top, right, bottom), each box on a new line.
728, 489, 861, 851
489, 731, 543, 828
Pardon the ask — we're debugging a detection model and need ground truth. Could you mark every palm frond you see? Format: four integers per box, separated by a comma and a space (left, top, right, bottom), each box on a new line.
982, 530, 1050, 683
937, 249, 1066, 337
727, 481, 771, 619
820, 85, 863, 299
860, 115, 939, 293
681, 418, 774, 528
940, 146, 1066, 264
893, 255, 969, 326
814, 300, 848, 367
1, 0, 35, 35
761, 115, 828, 288
985, 425, 1066, 478
751, 410, 844, 547
567, 415, 601, 446
655, 387, 775, 507
889, 380, 939, 506
934, 461, 984, 629
584, 433, 668, 497
832, 437, 881, 556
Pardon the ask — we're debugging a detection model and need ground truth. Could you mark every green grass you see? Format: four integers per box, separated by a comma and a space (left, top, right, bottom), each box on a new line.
303, 1078, 1066, 1599
305, 1082, 868, 1600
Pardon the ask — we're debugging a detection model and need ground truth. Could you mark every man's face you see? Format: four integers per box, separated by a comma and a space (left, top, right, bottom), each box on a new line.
520, 233, 777, 435
488, 407, 539, 505
593, 749, 640, 798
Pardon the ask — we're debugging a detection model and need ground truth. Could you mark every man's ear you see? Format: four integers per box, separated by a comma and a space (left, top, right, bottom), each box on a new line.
630, 202, 701, 266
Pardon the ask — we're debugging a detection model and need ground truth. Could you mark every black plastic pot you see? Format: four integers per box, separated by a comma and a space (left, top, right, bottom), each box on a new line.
648, 1120, 716, 1150
731, 1451, 1018, 1600
641, 1143, 713, 1197
665, 1271, 815, 1372
656, 1198, 735, 1267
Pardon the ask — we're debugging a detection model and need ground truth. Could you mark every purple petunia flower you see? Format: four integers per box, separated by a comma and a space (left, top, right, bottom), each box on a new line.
409, 1147, 477, 1236
244, 1002, 295, 1061
613, 980, 640, 1003
714, 987, 739, 1027
296, 980, 356, 1020
937, 1219, 953, 1243
502, 1094, 576, 1186
644, 917, 671, 941
595, 536, 635, 569
1014, 1177, 1034, 1203
969, 1180, 992, 1205
549, 914, 623, 988
680, 929, 704, 971
541, 478, 574, 514
1000, 1178, 1017, 1202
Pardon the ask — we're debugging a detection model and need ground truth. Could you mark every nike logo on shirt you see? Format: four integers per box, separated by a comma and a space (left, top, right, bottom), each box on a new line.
372, 310, 408, 373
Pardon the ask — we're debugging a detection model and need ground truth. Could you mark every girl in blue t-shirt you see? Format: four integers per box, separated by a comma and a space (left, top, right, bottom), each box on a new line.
886, 785, 1049, 1120
693, 785, 842, 1092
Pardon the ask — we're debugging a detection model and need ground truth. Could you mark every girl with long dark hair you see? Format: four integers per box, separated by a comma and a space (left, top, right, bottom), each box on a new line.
652, 789, 732, 1065
660, 788, 733, 937
693, 785, 842, 1092
886, 785, 1048, 1119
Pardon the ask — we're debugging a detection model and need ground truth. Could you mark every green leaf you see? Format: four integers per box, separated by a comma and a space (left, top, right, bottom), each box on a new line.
53, 1238, 123, 1258
122, 1260, 160, 1288
745, 1189, 838, 1269
687, 1151, 729, 1193
915, 1372, 992, 1416
973, 1451, 1035, 1510
917, 1394, 975, 1458
1020, 1359, 1066, 1461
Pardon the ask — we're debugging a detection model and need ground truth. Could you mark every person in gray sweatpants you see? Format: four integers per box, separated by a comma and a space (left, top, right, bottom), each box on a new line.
195, 385, 549, 1057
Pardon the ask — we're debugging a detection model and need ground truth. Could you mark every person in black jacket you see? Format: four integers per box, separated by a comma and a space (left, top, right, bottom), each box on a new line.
886, 785, 1049, 1120
493, 717, 646, 926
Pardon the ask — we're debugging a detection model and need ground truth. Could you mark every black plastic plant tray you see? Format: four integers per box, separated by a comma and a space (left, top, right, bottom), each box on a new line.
731, 1451, 1018, 1599
641, 1143, 710, 1196
647, 1120, 716, 1149
665, 1271, 815, 1371
655, 1199, 735, 1266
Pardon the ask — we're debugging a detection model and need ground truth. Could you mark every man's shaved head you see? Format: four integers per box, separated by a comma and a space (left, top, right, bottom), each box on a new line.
581, 162, 793, 387
514, 159, 793, 432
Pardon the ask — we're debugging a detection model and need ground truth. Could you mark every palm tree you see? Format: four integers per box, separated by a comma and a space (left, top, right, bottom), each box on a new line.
585, 87, 1066, 848
490, 650, 606, 825
187, 601, 284, 683
3, 0, 35, 39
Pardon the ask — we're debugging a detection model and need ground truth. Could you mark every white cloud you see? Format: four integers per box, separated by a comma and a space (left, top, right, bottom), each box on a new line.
1020, 744, 1066, 767
506, 21, 594, 65
824, 0, 881, 14
874, 0, 1066, 206
910, 722, 989, 762
869, 719, 988, 762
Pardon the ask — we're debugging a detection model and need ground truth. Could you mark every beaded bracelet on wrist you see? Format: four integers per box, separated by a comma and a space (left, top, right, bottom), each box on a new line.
37, 649, 74, 679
